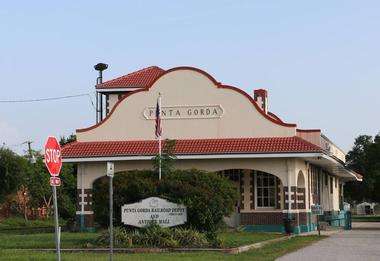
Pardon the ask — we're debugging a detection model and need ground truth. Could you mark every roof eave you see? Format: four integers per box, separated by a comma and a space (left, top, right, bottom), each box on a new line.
62, 151, 322, 163
302, 153, 362, 181
96, 87, 144, 93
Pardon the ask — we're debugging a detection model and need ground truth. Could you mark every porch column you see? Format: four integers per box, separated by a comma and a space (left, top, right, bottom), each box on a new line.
284, 159, 296, 211
284, 159, 301, 232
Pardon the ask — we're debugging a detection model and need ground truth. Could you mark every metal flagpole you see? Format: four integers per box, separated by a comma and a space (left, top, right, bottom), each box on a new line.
158, 93, 162, 181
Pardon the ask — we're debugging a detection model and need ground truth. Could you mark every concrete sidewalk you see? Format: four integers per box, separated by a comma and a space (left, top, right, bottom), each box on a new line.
277, 223, 380, 261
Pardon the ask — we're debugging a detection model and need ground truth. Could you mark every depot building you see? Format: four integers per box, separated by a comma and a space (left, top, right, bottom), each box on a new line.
61, 66, 362, 233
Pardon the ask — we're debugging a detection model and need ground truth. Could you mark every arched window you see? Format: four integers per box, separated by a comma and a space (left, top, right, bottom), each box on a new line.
256, 171, 276, 207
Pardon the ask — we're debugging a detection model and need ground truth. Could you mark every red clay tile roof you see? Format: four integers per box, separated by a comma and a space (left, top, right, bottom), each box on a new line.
96, 66, 165, 89
62, 137, 321, 158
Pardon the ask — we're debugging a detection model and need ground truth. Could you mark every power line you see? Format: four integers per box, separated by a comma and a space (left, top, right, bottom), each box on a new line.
0, 93, 92, 103
0, 92, 96, 110
1, 142, 22, 148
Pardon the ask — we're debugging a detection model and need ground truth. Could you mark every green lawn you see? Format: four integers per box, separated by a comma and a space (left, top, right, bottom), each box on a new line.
0, 232, 98, 249
219, 231, 282, 247
0, 231, 282, 249
352, 215, 380, 222
0, 236, 325, 261
0, 217, 58, 229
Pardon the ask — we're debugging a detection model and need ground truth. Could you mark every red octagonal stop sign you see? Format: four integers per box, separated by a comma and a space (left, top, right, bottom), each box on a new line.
44, 136, 62, 176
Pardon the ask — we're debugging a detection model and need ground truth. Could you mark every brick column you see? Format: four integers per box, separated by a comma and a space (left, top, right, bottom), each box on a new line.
239, 174, 245, 211
284, 186, 297, 209
76, 188, 94, 231
297, 187, 306, 209
250, 171, 255, 210
276, 177, 282, 209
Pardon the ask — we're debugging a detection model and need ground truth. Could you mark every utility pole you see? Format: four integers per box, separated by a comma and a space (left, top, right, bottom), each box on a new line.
21, 140, 36, 221
22, 141, 36, 163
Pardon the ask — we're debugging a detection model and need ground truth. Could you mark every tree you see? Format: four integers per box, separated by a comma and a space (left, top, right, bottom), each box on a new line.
0, 136, 78, 220
92, 169, 238, 233
57, 162, 77, 219
345, 134, 380, 203
59, 134, 76, 146
152, 139, 176, 177
0, 147, 28, 204
58, 134, 77, 219
368, 135, 380, 203
26, 150, 77, 219
26, 152, 53, 217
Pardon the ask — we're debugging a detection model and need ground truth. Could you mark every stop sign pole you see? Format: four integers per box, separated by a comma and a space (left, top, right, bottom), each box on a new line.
44, 136, 62, 261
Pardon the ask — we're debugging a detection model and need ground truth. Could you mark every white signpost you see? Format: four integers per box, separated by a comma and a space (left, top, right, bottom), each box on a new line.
311, 204, 324, 236
106, 162, 114, 261
121, 197, 187, 228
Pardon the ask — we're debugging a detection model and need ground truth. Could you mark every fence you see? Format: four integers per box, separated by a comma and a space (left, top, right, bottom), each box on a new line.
0, 206, 48, 219
321, 210, 352, 230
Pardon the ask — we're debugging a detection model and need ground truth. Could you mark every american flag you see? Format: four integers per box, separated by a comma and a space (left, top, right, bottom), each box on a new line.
155, 97, 162, 138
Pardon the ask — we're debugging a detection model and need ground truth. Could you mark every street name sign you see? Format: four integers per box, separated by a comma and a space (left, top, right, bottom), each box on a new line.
50, 177, 61, 187
107, 162, 114, 177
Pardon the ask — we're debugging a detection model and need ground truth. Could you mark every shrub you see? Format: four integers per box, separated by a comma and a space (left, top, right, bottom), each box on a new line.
159, 169, 237, 233
134, 224, 178, 247
92, 169, 238, 233
96, 225, 211, 248
96, 227, 131, 246
93, 170, 158, 227
172, 227, 208, 247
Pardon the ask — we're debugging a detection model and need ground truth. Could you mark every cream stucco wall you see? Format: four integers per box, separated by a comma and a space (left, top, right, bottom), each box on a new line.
78, 157, 293, 190
76, 153, 346, 213
308, 170, 340, 212
296, 131, 321, 147
294, 159, 309, 209
107, 94, 119, 113
78, 69, 295, 142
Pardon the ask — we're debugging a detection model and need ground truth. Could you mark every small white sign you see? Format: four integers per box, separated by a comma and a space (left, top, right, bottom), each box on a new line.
311, 204, 324, 215
121, 197, 187, 228
107, 162, 114, 177
50, 177, 61, 187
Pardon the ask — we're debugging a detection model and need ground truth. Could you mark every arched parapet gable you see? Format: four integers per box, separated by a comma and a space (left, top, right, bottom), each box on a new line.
77, 67, 296, 142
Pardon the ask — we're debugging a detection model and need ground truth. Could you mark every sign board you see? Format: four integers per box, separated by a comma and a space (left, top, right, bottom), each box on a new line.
50, 177, 61, 187
107, 162, 114, 177
44, 136, 62, 176
121, 197, 187, 228
311, 204, 324, 215
143, 105, 224, 120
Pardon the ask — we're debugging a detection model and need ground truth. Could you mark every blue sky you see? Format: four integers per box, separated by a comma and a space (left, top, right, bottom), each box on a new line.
0, 0, 379, 154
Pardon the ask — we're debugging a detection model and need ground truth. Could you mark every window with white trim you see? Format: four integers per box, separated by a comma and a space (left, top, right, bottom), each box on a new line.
222, 169, 242, 182
256, 171, 276, 207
